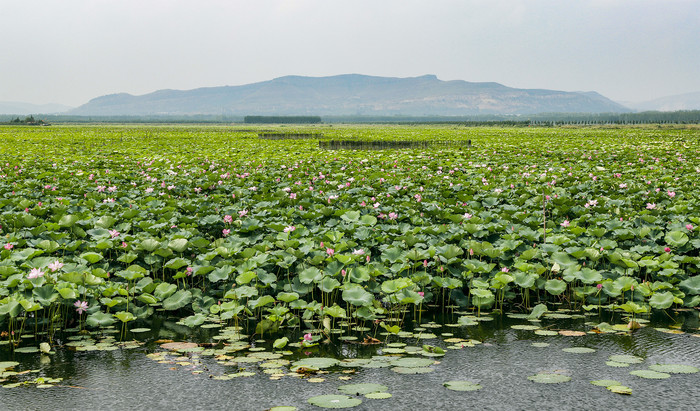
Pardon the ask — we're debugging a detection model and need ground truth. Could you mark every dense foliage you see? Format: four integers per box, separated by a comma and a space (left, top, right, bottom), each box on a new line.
1, 124, 699, 340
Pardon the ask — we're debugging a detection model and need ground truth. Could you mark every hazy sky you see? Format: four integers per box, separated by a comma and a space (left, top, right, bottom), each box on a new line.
2, 0, 699, 107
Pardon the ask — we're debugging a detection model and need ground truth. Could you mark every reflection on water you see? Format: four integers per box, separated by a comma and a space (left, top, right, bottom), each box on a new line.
1, 310, 698, 410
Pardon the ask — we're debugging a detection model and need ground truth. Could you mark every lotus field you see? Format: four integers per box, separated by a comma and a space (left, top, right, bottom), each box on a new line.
1, 124, 699, 342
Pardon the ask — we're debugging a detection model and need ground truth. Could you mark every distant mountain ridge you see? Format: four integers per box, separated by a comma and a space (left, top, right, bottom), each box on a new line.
70, 74, 630, 116
628, 91, 700, 112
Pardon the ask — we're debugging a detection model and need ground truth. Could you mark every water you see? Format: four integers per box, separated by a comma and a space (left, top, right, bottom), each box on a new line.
1, 311, 698, 410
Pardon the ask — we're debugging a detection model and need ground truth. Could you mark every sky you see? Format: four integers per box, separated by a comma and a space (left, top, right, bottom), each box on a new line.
1, 0, 699, 107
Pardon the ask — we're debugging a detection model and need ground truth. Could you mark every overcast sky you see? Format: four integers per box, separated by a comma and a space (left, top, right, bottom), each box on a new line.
1, 0, 699, 107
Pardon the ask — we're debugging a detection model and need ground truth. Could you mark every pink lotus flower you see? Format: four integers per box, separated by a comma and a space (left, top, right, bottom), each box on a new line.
596, 283, 603, 290
417, 291, 424, 297
186, 267, 193, 276
664, 247, 671, 252
341, 269, 347, 277
3, 243, 12, 250
74, 300, 88, 314
48, 261, 63, 272
238, 209, 248, 217
326, 248, 335, 256
109, 229, 120, 238
303, 333, 313, 342
667, 191, 676, 198
388, 212, 398, 220
222, 228, 231, 237
463, 213, 473, 219
501, 267, 510, 273
28, 268, 44, 279
560, 220, 570, 227
686, 224, 694, 231
223, 215, 233, 223
283, 226, 295, 233
352, 249, 365, 255
646, 203, 656, 210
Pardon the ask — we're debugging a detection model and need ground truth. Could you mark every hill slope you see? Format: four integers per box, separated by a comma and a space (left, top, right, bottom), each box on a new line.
71, 74, 629, 116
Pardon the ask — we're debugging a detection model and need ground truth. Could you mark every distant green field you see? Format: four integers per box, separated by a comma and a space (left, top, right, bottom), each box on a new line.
1, 124, 698, 336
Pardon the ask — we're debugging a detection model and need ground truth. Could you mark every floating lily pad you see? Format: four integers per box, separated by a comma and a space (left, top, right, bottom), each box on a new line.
307, 394, 362, 409
338, 383, 388, 395
292, 357, 340, 370
558, 330, 586, 337
562, 347, 596, 354
339, 359, 371, 367
608, 355, 644, 364
130, 328, 151, 333
531, 342, 550, 348
528, 373, 571, 383
511, 324, 540, 331
607, 385, 632, 395
0, 362, 19, 371
365, 392, 392, 399
648, 364, 699, 374
389, 357, 434, 368
630, 370, 671, 379
591, 379, 621, 387
13, 347, 39, 353
443, 380, 483, 391
391, 366, 434, 374
161, 342, 199, 351
269, 407, 297, 411
534, 330, 559, 336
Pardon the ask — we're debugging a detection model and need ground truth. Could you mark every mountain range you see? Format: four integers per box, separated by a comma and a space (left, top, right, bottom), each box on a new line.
68, 74, 630, 116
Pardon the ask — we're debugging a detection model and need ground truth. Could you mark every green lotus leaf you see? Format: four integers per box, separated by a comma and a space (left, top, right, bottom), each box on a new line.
590, 379, 621, 387
236, 270, 257, 284
162, 290, 192, 310
607, 385, 632, 395
164, 257, 189, 270
168, 238, 189, 253
86, 311, 117, 327
648, 291, 674, 309
276, 292, 299, 303
338, 383, 388, 395
390, 357, 434, 368
443, 381, 483, 391
273, 337, 289, 349
648, 364, 698, 374
342, 285, 373, 306
665, 231, 689, 248
292, 357, 340, 370
154, 282, 177, 300
248, 295, 275, 309
299, 267, 322, 284
545, 279, 567, 295
80, 252, 103, 264
528, 303, 548, 319
114, 311, 136, 323
181, 313, 206, 327
307, 395, 361, 409
679, 276, 700, 295
630, 369, 670, 379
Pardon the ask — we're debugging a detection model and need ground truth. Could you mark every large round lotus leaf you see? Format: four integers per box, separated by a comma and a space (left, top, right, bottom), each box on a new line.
607, 385, 632, 395
360, 361, 392, 369
365, 392, 392, 399
162, 290, 192, 310
338, 383, 388, 395
630, 370, 671, 379
270, 407, 297, 411
292, 357, 340, 370
591, 379, 621, 387
390, 357, 434, 368
443, 381, 483, 391
648, 364, 699, 374
648, 291, 675, 309
575, 268, 602, 284
342, 285, 373, 306
562, 347, 596, 354
307, 395, 362, 409
665, 231, 689, 247
392, 366, 434, 374
534, 330, 559, 336
86, 311, 117, 328
679, 276, 700, 295
528, 373, 571, 383
545, 279, 567, 296
608, 355, 644, 364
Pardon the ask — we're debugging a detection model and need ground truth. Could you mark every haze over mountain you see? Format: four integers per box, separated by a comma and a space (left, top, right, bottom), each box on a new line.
0, 101, 72, 115
626, 91, 700, 112
70, 74, 629, 117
